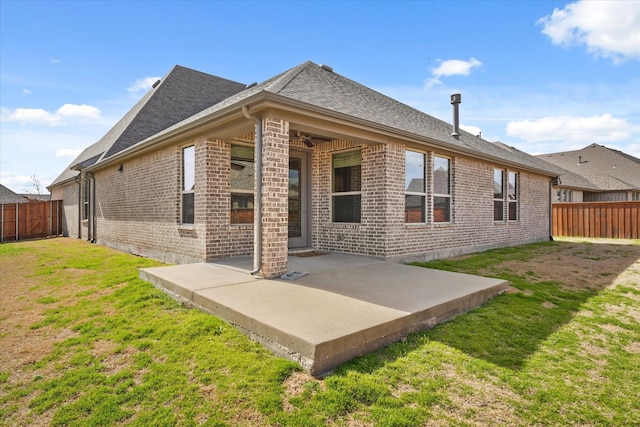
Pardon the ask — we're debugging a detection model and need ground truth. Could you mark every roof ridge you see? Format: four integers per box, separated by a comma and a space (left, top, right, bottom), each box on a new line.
264, 60, 314, 94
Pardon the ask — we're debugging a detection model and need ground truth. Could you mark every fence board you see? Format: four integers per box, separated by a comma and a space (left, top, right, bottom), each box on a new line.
553, 202, 640, 239
1, 200, 63, 242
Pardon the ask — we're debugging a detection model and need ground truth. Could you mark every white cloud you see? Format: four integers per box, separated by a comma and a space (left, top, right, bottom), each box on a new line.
1, 104, 101, 126
1, 108, 61, 125
426, 58, 482, 88
0, 173, 34, 192
22, 89, 31, 95
50, 57, 61, 64
55, 148, 83, 158
56, 104, 101, 119
506, 114, 639, 144
460, 124, 482, 137
538, 0, 640, 63
127, 76, 161, 93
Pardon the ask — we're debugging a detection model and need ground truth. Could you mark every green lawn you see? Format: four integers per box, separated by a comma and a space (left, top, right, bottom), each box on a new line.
1, 238, 638, 426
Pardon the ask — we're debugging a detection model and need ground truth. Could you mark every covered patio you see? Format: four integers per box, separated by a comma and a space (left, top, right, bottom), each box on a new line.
140, 253, 508, 376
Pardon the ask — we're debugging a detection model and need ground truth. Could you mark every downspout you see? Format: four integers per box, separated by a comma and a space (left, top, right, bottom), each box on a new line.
241, 105, 263, 275
86, 174, 92, 242
90, 173, 97, 243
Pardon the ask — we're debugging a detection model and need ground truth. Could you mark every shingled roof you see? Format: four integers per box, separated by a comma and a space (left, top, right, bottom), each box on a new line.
536, 143, 640, 191
0, 184, 28, 204
146, 61, 554, 174
50, 65, 246, 187
52, 61, 555, 188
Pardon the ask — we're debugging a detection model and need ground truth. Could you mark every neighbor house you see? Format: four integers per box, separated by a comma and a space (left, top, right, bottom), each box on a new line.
536, 143, 640, 203
0, 184, 28, 204
49, 61, 555, 278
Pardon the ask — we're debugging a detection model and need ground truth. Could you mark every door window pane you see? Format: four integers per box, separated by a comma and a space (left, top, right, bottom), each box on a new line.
289, 157, 302, 238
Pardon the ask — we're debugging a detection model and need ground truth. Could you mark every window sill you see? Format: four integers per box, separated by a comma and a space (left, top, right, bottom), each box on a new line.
329, 222, 361, 228
433, 222, 454, 227
177, 223, 195, 230
231, 223, 253, 229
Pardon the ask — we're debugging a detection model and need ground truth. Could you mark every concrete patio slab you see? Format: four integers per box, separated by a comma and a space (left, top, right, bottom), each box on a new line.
140, 254, 508, 376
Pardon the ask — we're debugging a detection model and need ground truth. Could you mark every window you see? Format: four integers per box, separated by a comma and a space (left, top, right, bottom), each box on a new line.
405, 150, 425, 223
230, 144, 255, 224
181, 145, 195, 224
332, 150, 361, 223
494, 169, 504, 221
556, 188, 573, 203
434, 156, 451, 223
83, 176, 90, 220
508, 171, 518, 221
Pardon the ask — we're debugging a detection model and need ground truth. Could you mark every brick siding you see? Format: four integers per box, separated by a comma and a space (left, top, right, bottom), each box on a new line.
52, 125, 550, 270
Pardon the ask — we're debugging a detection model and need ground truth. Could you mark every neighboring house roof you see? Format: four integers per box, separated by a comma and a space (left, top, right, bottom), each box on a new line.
0, 184, 28, 203
20, 194, 52, 201
230, 160, 255, 192
49, 65, 246, 188
406, 178, 424, 193
52, 61, 555, 189
536, 143, 640, 191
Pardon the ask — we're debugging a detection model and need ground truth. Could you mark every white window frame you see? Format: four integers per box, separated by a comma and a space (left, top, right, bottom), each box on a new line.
181, 145, 195, 224
508, 171, 518, 221
405, 150, 426, 223
494, 168, 505, 221
433, 155, 452, 223
331, 149, 362, 224
230, 143, 255, 225
83, 175, 90, 221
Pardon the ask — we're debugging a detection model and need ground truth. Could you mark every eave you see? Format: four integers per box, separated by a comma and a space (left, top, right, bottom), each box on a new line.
84, 90, 555, 178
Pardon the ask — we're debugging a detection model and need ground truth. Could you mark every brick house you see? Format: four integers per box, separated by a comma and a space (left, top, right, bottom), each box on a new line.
49, 61, 555, 278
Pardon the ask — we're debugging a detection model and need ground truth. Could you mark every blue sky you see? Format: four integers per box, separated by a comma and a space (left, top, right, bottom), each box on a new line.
1, 0, 638, 193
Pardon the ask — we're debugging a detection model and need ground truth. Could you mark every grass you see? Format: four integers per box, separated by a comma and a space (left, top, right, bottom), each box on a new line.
1, 238, 639, 426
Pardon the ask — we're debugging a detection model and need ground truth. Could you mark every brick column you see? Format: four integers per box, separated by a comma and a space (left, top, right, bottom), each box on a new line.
260, 118, 289, 278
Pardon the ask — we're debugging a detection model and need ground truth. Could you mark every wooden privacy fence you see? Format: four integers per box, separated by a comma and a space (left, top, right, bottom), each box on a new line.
1, 200, 63, 243
552, 202, 640, 239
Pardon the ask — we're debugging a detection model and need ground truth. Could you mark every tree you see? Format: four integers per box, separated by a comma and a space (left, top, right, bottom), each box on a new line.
24, 174, 42, 195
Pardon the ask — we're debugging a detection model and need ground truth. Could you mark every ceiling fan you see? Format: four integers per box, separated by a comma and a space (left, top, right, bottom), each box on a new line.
291, 130, 332, 148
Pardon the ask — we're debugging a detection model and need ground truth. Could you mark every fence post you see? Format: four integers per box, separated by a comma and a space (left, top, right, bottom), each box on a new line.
15, 203, 19, 241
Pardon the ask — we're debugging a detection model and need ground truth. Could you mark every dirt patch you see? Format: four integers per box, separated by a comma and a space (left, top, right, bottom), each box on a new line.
283, 370, 322, 412
479, 240, 640, 292
625, 342, 640, 354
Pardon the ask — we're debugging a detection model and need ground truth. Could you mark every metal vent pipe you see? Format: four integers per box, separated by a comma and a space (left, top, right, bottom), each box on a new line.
451, 93, 461, 140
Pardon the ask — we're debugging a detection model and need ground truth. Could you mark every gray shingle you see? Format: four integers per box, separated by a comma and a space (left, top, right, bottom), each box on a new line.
141, 62, 554, 175
53, 61, 557, 187
50, 65, 246, 188
103, 65, 246, 159
536, 143, 640, 191
0, 184, 28, 204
